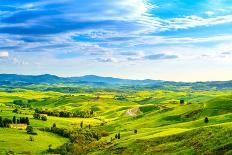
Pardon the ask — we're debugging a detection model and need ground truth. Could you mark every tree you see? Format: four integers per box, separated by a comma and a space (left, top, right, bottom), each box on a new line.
29, 136, 34, 141
26, 126, 34, 134
33, 113, 40, 119
204, 117, 209, 123
134, 129, 138, 134
80, 121, 83, 128
88, 124, 91, 129
13, 116, 16, 124
0, 116, 3, 127
35, 108, 40, 113
48, 144, 52, 152
90, 110, 94, 115
41, 116, 47, 121
3, 118, 12, 127
25, 117, 30, 125
52, 123, 56, 128
180, 99, 185, 104
51, 123, 56, 131
117, 133, 120, 139
12, 108, 18, 113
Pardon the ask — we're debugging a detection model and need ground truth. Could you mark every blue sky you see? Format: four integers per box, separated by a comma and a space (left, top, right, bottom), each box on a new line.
0, 0, 232, 81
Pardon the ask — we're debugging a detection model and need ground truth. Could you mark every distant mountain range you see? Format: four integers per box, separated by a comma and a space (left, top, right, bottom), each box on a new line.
0, 74, 161, 85
0, 74, 231, 90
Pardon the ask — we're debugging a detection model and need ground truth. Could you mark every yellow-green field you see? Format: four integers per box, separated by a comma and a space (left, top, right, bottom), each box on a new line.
0, 87, 231, 154
0, 128, 67, 154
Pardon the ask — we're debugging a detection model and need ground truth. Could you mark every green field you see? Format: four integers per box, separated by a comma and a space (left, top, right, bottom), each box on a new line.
0, 85, 231, 154
0, 128, 67, 154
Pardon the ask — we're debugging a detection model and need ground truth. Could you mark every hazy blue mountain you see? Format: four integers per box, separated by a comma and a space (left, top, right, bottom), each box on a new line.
0, 74, 161, 85
0, 74, 231, 90
0, 74, 63, 83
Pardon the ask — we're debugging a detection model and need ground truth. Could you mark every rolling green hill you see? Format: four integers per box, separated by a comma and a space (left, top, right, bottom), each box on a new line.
0, 82, 231, 154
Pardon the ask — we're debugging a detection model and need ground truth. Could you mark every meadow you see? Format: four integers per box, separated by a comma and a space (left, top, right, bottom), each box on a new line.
0, 84, 231, 154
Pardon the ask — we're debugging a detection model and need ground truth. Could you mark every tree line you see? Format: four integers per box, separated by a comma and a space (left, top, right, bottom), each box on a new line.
34, 108, 94, 118
0, 116, 29, 127
44, 122, 111, 154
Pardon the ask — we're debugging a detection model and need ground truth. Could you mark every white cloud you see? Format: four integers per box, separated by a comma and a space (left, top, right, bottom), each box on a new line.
96, 57, 119, 63
163, 15, 232, 30
0, 51, 9, 58
205, 11, 215, 16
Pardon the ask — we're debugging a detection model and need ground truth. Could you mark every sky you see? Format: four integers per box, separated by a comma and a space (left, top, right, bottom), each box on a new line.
0, 0, 232, 82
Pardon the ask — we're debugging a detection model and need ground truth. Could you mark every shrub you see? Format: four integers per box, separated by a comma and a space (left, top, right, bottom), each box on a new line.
29, 136, 34, 141
204, 117, 209, 123
134, 129, 138, 134
12, 108, 18, 113
41, 116, 47, 121
100, 131, 110, 137
26, 126, 37, 135
26, 126, 33, 133
117, 133, 121, 139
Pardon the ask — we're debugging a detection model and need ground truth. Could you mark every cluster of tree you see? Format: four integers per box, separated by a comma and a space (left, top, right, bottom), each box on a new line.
114, 95, 127, 101
0, 117, 12, 127
13, 116, 30, 125
12, 108, 18, 113
26, 126, 37, 135
33, 113, 47, 121
34, 108, 94, 118
40, 123, 100, 142
45, 123, 111, 154
0, 116, 29, 127
44, 86, 119, 93
115, 133, 121, 139
45, 87, 84, 93
79, 121, 91, 129
13, 100, 31, 108
48, 138, 108, 155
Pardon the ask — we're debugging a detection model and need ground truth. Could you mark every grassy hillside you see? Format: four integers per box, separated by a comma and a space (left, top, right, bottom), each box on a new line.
0, 85, 231, 154
0, 128, 67, 154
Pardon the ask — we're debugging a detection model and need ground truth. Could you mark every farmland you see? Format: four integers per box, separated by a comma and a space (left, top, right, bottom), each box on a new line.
0, 80, 231, 154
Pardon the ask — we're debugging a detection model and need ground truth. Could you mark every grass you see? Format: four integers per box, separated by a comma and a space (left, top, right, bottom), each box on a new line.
0, 87, 232, 154
0, 128, 68, 154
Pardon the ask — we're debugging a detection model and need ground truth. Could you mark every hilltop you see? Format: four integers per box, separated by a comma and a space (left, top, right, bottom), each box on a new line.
0, 74, 232, 90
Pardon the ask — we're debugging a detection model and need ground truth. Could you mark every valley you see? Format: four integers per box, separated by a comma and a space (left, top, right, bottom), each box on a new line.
0, 77, 231, 154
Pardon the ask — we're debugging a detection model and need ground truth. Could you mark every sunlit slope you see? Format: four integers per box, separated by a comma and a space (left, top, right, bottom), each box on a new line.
100, 123, 232, 155
0, 128, 67, 154
1, 88, 231, 154
201, 95, 232, 117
